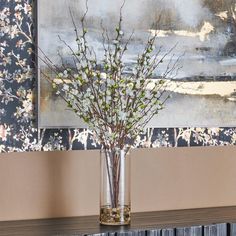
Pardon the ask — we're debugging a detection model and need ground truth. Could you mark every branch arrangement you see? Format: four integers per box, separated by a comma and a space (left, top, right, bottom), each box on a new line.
39, 1, 181, 152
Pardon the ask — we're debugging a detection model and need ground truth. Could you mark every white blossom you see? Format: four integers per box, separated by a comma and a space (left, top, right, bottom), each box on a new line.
62, 84, 69, 91
100, 72, 107, 79
118, 111, 126, 121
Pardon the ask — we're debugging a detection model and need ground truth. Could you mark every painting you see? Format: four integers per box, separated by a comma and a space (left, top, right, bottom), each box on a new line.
38, 0, 236, 128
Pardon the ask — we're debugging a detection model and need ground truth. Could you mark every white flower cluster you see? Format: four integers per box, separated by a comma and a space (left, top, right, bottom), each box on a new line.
48, 14, 177, 150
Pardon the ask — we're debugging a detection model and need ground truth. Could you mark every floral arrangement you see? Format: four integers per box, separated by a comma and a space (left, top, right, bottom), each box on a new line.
38, 2, 182, 225
38, 2, 183, 225
40, 3, 180, 153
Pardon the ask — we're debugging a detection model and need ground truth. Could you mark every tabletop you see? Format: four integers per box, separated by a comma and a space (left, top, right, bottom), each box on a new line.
1, 206, 236, 236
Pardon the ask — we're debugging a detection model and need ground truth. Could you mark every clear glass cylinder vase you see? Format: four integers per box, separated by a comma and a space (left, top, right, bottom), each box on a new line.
100, 148, 131, 225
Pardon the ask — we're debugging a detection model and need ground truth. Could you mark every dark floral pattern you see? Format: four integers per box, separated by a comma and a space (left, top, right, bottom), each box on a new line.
1, 0, 236, 153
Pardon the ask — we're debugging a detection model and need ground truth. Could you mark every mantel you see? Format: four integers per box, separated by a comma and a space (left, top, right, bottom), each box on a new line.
1, 206, 236, 236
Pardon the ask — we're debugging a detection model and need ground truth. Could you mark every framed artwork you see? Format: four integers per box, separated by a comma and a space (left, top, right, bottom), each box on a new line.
38, 0, 236, 128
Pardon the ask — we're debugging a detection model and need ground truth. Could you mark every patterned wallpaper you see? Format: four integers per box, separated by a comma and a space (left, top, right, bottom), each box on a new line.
1, 0, 236, 153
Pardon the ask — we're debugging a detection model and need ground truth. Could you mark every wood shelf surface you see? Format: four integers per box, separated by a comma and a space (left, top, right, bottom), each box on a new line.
1, 206, 236, 236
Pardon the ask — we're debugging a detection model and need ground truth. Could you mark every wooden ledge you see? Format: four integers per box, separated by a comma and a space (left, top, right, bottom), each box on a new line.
1, 206, 236, 236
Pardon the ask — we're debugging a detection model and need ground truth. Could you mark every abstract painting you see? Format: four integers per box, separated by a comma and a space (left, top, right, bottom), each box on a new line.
38, 0, 236, 128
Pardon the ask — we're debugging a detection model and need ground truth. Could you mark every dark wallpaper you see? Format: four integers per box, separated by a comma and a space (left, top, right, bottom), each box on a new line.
1, 0, 236, 153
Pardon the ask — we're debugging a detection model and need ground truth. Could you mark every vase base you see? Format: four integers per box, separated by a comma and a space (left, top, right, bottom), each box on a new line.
100, 205, 131, 226
100, 221, 130, 226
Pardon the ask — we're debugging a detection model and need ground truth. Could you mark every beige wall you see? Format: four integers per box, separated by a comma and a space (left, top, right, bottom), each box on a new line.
0, 146, 236, 221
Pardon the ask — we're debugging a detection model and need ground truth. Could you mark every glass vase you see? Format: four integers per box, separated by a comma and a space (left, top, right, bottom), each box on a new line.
100, 148, 131, 225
